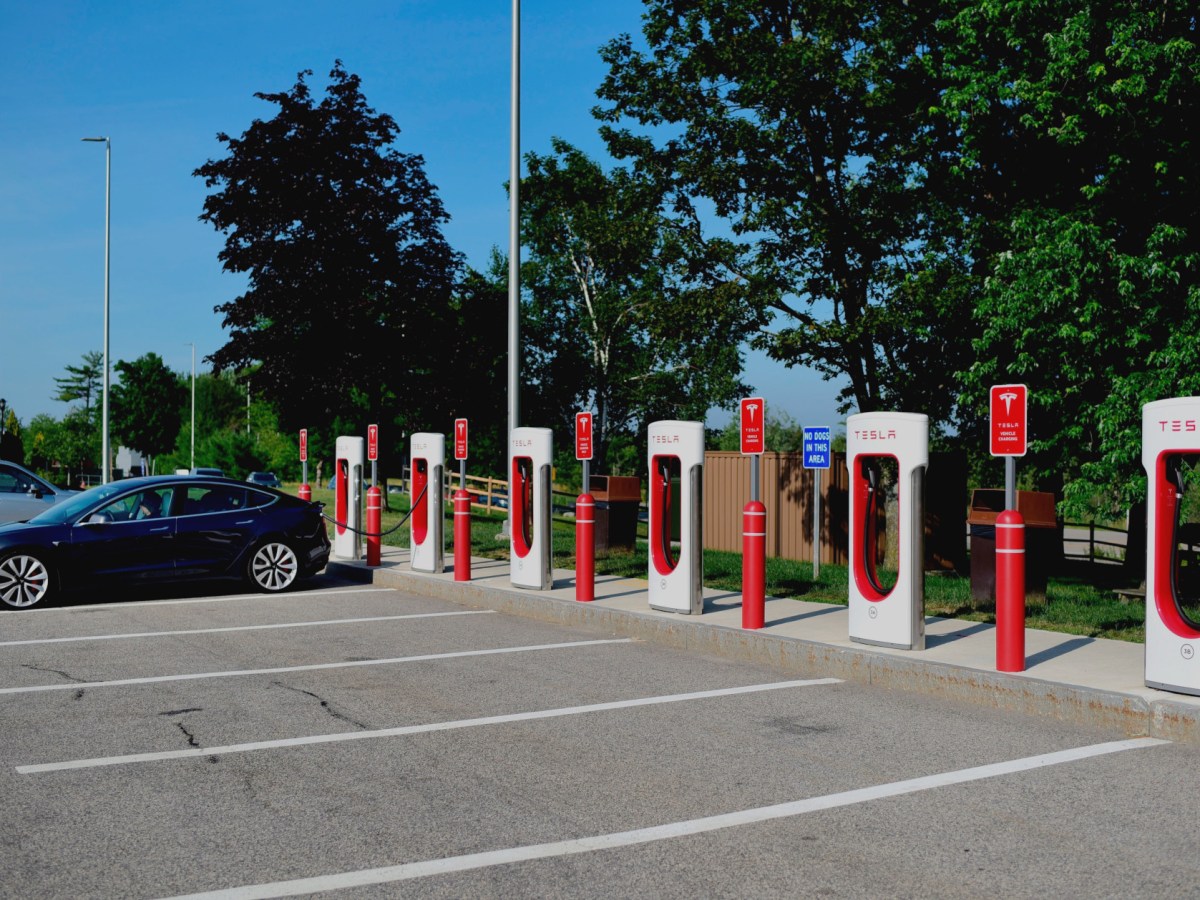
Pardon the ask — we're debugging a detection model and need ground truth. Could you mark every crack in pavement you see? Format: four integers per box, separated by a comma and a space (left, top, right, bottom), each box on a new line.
176, 722, 200, 749
271, 681, 370, 730
21, 664, 86, 683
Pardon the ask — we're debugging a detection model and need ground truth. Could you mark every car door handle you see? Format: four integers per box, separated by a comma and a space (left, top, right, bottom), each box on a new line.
236, 519, 253, 525
149, 526, 170, 533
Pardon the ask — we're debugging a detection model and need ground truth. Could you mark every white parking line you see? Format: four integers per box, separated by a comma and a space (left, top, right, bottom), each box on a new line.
0, 586, 397, 614
0, 610, 495, 646
159, 737, 1167, 900
0, 638, 633, 696
17, 678, 840, 774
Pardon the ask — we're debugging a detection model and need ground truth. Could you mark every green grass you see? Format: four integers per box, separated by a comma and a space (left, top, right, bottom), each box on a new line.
297, 483, 1147, 643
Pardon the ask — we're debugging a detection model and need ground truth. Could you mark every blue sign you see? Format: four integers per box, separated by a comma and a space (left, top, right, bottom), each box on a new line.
803, 426, 833, 470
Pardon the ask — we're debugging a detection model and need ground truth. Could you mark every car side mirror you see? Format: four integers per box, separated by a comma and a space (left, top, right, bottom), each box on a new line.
82, 512, 114, 525
27, 487, 43, 499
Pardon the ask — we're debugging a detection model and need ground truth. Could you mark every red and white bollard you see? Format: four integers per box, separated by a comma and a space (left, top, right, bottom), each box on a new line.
742, 500, 766, 629
575, 493, 595, 602
454, 489, 472, 581
298, 483, 312, 503
366, 485, 382, 567
996, 509, 1026, 672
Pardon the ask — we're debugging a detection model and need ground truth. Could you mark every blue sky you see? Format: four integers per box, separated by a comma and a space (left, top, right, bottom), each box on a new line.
0, 0, 846, 436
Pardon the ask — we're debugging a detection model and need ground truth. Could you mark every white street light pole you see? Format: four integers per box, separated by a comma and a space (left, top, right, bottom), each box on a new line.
187, 343, 195, 472
82, 137, 111, 484
507, 0, 521, 536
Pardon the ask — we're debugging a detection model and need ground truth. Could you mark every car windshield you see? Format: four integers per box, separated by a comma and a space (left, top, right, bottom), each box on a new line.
25, 481, 130, 525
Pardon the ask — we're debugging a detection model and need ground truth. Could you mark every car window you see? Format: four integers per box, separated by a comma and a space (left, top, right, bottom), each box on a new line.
93, 487, 175, 522
180, 484, 273, 516
0, 469, 30, 493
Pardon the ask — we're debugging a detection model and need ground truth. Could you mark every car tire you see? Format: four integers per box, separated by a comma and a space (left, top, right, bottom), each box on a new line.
0, 552, 54, 609
247, 541, 299, 593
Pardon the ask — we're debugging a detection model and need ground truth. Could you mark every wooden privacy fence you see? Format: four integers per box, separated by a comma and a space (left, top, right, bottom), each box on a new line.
703, 451, 968, 571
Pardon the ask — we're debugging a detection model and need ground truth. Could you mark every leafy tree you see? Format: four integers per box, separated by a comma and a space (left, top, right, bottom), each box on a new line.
111, 353, 185, 474
195, 61, 461, 437
0, 408, 23, 463
595, 1, 975, 426
944, 2, 1200, 515
521, 140, 750, 471
53, 350, 103, 415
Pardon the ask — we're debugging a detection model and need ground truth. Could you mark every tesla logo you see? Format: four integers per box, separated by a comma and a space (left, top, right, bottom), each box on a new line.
1159, 420, 1198, 433
745, 402, 759, 422
998, 391, 1019, 415
854, 429, 897, 441
514, 439, 533, 447
457, 422, 465, 436
652, 434, 680, 444
580, 418, 589, 435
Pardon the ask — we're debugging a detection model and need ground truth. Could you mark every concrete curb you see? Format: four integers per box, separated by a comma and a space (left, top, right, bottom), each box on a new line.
327, 558, 1200, 744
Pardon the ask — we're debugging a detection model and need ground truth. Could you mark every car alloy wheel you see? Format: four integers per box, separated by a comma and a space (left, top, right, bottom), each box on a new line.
250, 542, 299, 592
0, 553, 52, 608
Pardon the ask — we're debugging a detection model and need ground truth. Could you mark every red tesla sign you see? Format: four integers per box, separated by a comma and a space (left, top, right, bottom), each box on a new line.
990, 384, 1028, 457
454, 418, 468, 460
740, 397, 766, 455
367, 424, 379, 461
576, 412, 593, 461
299, 428, 307, 463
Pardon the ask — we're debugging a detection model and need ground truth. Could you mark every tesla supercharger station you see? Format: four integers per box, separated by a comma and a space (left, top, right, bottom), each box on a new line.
333, 435, 365, 560
510, 427, 553, 590
648, 420, 705, 615
410, 432, 445, 574
1143, 397, 1200, 695
847, 412, 928, 650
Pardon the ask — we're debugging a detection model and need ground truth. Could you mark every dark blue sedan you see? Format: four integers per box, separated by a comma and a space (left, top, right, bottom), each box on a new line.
0, 475, 330, 609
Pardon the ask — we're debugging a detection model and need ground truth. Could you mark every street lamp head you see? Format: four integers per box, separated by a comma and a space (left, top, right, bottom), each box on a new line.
81, 137, 108, 142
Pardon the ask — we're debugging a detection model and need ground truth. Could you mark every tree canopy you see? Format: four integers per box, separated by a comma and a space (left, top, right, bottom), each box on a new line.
111, 353, 185, 472
194, 61, 461, 437
521, 139, 749, 471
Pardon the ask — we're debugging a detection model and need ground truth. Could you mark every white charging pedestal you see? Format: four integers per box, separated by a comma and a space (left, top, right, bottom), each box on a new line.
410, 432, 445, 574
847, 412, 928, 650
333, 435, 365, 561
1143, 397, 1200, 695
510, 427, 553, 590
647, 420, 705, 615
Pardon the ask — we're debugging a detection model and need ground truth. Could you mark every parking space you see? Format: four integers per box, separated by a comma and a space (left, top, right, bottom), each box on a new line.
3, 576, 1199, 897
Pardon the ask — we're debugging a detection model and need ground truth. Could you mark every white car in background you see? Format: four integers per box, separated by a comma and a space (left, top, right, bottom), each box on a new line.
0, 461, 79, 524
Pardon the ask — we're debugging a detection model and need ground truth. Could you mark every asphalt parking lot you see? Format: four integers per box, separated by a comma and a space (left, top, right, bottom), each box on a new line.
3, 575, 1200, 898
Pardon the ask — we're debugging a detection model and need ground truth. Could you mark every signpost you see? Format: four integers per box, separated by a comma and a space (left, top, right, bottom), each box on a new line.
803, 426, 833, 579
298, 428, 310, 502
989, 384, 1028, 510
367, 424, 379, 488
453, 418, 470, 582
739, 399, 767, 629
575, 411, 596, 602
989, 384, 1030, 672
454, 418, 468, 487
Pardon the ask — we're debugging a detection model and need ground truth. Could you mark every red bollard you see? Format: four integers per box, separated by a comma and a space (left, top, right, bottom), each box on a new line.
575, 493, 595, 601
454, 489, 472, 581
298, 483, 312, 503
742, 500, 766, 629
366, 485, 382, 567
996, 509, 1026, 672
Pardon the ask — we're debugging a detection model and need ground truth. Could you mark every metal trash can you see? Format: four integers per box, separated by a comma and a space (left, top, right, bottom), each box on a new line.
590, 475, 641, 555
969, 489, 1058, 603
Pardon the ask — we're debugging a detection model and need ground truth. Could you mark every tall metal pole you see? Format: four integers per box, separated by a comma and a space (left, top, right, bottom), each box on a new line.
82, 137, 112, 484
506, 0, 521, 536
188, 343, 195, 472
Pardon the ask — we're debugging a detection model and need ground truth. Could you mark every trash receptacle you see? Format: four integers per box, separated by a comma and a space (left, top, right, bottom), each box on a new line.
590, 475, 641, 555
969, 489, 1058, 603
